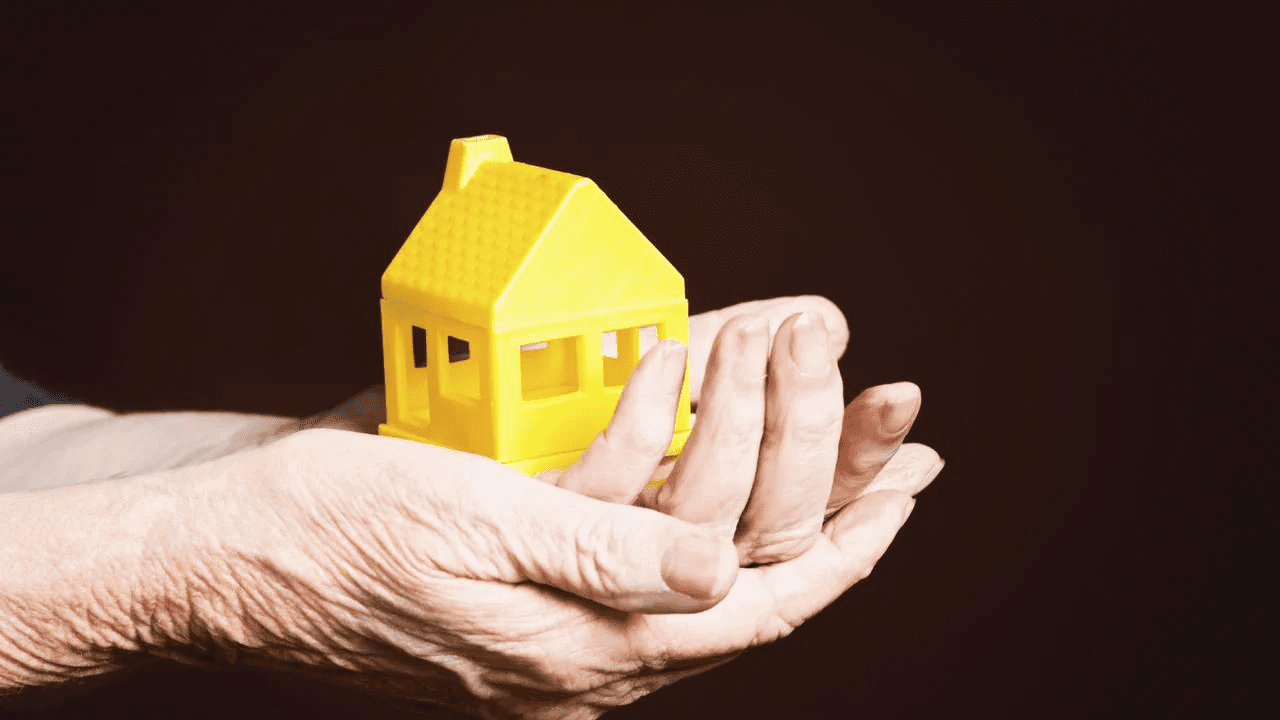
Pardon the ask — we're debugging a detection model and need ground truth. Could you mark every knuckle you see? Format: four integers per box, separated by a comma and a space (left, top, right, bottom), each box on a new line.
737, 525, 820, 566
756, 589, 803, 643
765, 404, 843, 449
792, 411, 843, 443
573, 510, 626, 598
692, 402, 763, 451
844, 447, 896, 478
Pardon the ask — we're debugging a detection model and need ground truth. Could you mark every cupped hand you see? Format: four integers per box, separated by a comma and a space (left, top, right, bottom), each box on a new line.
308, 296, 940, 570
153, 409, 935, 719
132, 295, 941, 718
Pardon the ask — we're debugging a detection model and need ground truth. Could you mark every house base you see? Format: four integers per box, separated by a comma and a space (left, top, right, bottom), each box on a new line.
379, 423, 692, 479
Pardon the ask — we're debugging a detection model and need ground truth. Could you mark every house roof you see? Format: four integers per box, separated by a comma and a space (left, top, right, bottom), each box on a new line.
382, 135, 683, 332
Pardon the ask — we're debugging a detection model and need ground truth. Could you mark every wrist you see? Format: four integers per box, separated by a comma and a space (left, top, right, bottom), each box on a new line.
0, 409, 300, 491
0, 472, 203, 690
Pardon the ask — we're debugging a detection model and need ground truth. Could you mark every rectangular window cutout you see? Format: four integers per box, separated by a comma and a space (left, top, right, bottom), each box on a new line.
448, 336, 470, 363
521, 336, 579, 401
603, 326, 646, 387
639, 325, 660, 355
443, 333, 480, 398
412, 326, 428, 368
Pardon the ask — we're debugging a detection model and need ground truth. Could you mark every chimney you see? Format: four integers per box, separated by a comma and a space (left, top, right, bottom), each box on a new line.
441, 134, 513, 192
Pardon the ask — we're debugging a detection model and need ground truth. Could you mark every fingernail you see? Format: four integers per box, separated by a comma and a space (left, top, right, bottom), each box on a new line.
661, 534, 724, 600
661, 342, 688, 387
790, 313, 828, 376
878, 395, 920, 435
740, 314, 768, 335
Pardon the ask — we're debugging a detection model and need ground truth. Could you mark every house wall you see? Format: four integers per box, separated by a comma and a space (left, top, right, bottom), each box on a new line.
491, 299, 691, 465
379, 297, 496, 458
380, 297, 692, 470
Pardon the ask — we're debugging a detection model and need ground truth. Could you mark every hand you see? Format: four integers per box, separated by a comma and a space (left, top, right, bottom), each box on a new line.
0, 296, 940, 717
552, 298, 942, 566
143, 406, 934, 719
309, 294, 939, 570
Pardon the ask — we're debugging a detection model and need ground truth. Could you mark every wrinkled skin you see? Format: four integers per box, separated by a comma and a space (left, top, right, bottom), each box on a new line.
2, 297, 943, 719
174, 426, 929, 719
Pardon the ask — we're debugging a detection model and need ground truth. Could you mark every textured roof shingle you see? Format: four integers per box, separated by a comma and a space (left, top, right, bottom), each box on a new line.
382, 159, 588, 325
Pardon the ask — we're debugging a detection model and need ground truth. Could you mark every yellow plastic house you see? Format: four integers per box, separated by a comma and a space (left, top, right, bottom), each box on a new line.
378, 134, 692, 474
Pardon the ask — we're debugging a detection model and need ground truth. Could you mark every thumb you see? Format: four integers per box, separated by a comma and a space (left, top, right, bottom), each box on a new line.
498, 477, 739, 613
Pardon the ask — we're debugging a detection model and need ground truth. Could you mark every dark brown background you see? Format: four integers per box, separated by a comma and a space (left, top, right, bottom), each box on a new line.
1, 2, 1268, 718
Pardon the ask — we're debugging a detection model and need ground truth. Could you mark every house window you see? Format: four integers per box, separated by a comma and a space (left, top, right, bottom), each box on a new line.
603, 324, 661, 387
404, 325, 430, 425
521, 335, 579, 400
603, 327, 637, 387
443, 333, 480, 398
639, 324, 659, 354
412, 326, 428, 368
448, 336, 470, 362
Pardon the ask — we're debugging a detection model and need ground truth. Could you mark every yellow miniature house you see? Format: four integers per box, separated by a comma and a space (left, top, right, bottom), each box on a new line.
378, 134, 692, 474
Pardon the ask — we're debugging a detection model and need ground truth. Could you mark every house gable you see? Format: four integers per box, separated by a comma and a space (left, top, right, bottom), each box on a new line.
382, 134, 682, 332
494, 181, 683, 332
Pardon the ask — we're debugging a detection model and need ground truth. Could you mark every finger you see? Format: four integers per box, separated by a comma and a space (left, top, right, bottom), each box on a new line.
555, 340, 688, 504
646, 314, 770, 537
642, 407, 696, 491
759, 490, 915, 630
287, 429, 739, 615
825, 382, 922, 516
689, 296, 849, 408
486, 466, 740, 614
632, 490, 915, 659
735, 313, 844, 566
301, 385, 387, 434
856, 442, 945, 499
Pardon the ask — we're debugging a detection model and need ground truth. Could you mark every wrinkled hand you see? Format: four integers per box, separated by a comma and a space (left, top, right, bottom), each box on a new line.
306, 295, 942, 571
1, 296, 941, 719
158, 399, 933, 720
309, 298, 942, 539
141, 297, 941, 720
